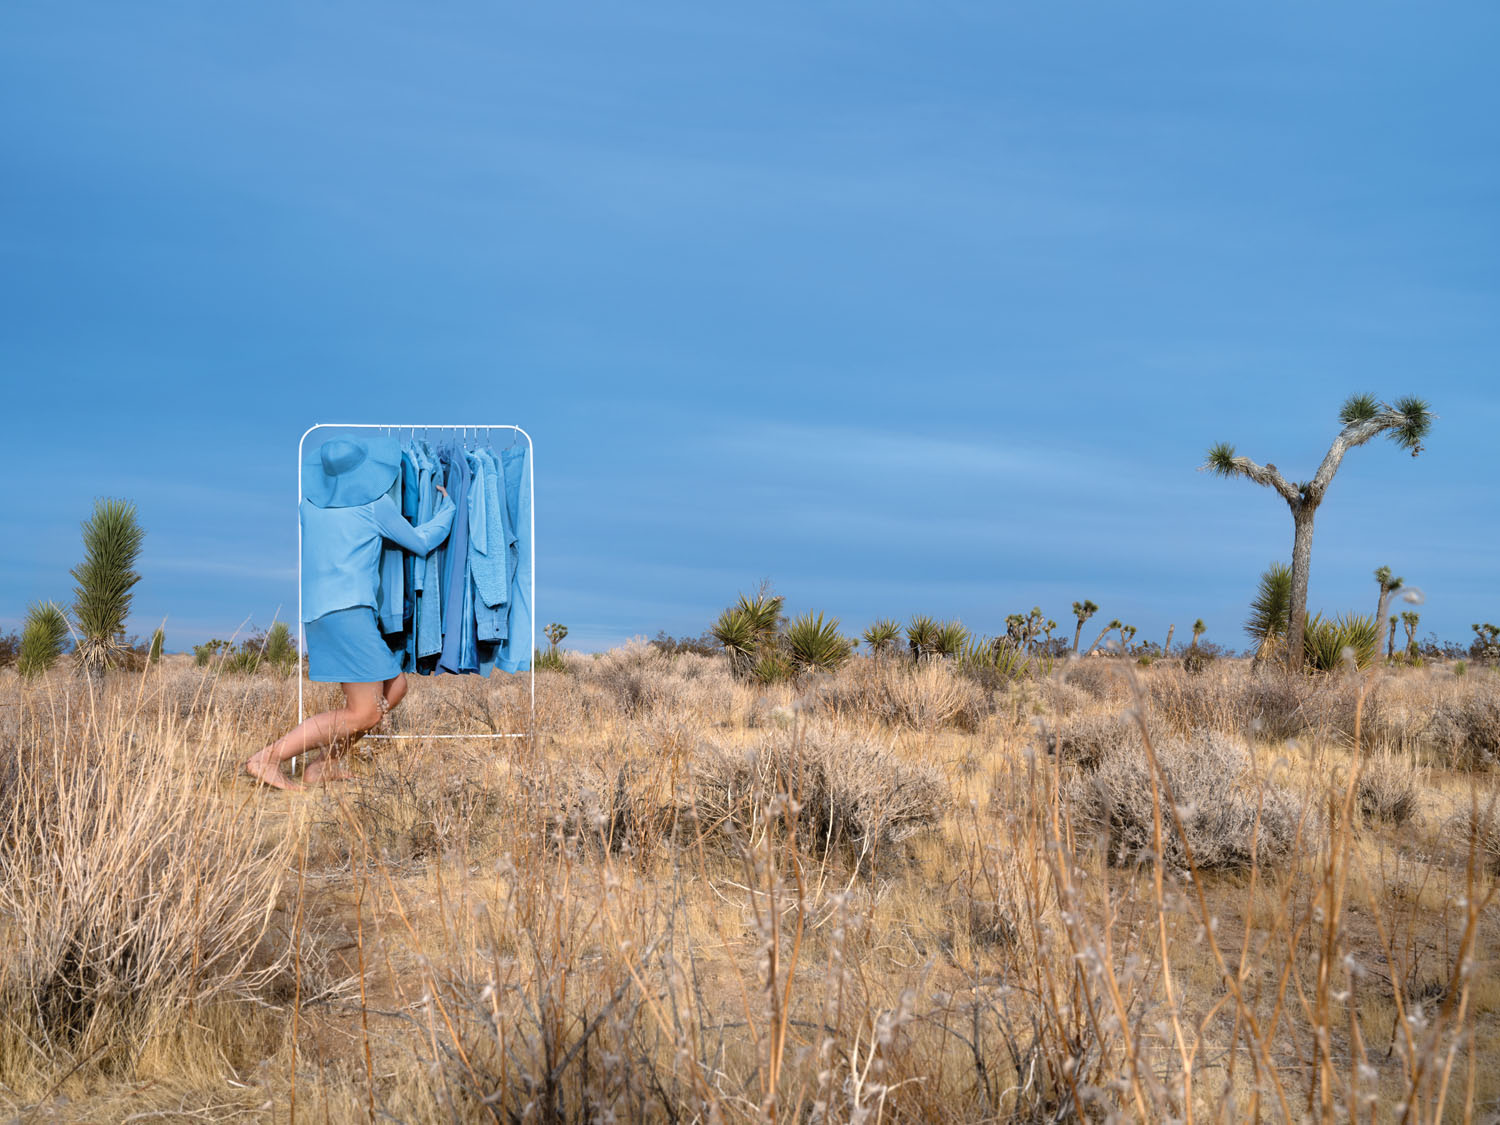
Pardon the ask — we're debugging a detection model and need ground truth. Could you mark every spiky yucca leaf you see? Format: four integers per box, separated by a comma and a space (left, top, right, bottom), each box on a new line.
1389, 396, 1432, 453
1245, 562, 1293, 656
1339, 393, 1380, 424
733, 591, 784, 641
1303, 612, 1379, 672
1203, 442, 1240, 476
933, 620, 969, 658
71, 498, 144, 675
957, 636, 1028, 682
785, 611, 852, 673
264, 622, 297, 674
18, 602, 70, 678
751, 648, 794, 685
862, 618, 901, 656
907, 615, 940, 661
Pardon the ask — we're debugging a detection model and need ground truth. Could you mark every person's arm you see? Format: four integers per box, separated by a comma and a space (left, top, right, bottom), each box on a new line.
370, 491, 454, 555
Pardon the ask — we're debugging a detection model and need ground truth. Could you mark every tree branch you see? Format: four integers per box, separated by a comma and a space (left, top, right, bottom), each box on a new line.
1307, 415, 1392, 502
1201, 451, 1301, 506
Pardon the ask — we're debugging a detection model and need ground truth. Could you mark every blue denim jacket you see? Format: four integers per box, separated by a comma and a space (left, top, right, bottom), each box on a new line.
301, 493, 454, 623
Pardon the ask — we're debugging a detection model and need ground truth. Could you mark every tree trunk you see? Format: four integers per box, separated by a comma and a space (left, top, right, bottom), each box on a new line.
1085, 624, 1116, 656
1374, 590, 1393, 662
1163, 624, 1175, 656
1072, 622, 1085, 653
1284, 506, 1316, 672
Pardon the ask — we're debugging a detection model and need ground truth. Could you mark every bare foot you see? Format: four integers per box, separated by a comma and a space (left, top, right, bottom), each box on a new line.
244, 750, 306, 791
302, 757, 355, 785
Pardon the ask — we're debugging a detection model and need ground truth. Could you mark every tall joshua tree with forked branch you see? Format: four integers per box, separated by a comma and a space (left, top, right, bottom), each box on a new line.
1071, 600, 1098, 654
1203, 394, 1432, 672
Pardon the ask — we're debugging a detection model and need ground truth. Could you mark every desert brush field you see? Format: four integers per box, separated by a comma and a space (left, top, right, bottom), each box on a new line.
2, 646, 1498, 1123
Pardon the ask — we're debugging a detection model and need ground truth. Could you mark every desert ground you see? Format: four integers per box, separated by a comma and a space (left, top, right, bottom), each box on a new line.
2, 646, 1497, 1123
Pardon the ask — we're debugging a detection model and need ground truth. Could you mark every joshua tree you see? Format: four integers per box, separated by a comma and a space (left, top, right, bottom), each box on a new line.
1372, 567, 1404, 660
71, 498, 145, 677
1118, 624, 1137, 652
1400, 611, 1420, 658
1472, 623, 1500, 661
1204, 393, 1432, 671
1388, 616, 1399, 662
18, 602, 70, 679
1163, 624, 1175, 656
1085, 618, 1123, 655
1071, 600, 1098, 654
1191, 619, 1207, 649
544, 622, 568, 649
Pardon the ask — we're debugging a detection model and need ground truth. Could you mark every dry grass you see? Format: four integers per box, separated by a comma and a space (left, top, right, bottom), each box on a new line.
0, 652, 1497, 1122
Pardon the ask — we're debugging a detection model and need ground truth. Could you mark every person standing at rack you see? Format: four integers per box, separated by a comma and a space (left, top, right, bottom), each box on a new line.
245, 435, 455, 789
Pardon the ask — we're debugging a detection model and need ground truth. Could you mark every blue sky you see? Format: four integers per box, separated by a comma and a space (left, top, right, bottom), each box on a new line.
3, 3, 1496, 653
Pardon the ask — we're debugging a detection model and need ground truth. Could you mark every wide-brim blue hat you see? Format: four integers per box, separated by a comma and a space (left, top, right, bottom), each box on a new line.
302, 436, 401, 508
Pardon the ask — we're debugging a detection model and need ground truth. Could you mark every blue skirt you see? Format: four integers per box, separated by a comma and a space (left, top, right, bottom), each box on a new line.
305, 606, 402, 683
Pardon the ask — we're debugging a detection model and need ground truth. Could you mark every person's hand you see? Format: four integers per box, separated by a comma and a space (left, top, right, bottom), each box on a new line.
436, 484, 449, 499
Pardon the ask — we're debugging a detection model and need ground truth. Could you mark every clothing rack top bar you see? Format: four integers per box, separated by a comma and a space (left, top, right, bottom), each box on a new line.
300, 423, 532, 438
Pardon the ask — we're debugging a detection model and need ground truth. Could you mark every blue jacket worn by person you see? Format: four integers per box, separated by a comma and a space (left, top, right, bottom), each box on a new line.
301, 437, 455, 623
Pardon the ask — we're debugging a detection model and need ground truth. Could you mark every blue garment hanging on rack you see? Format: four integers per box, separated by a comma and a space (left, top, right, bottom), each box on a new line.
329, 430, 532, 679
497, 441, 532, 674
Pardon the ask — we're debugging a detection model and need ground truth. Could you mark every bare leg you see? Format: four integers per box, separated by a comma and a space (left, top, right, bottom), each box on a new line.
303, 673, 408, 785
245, 679, 390, 790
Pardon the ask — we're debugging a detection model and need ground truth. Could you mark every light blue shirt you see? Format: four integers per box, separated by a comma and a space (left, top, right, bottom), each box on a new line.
301, 493, 454, 623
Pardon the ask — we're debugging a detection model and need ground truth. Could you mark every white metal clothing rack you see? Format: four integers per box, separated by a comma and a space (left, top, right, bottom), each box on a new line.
296, 422, 535, 739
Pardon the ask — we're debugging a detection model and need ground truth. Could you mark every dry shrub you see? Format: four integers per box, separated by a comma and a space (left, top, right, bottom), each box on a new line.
1063, 658, 1130, 703
691, 728, 946, 859
1357, 749, 1422, 827
1037, 676, 1093, 719
1146, 662, 1242, 736
513, 757, 675, 856
1236, 670, 1316, 741
1040, 710, 1147, 771
1296, 674, 1384, 747
0, 704, 293, 1083
1428, 680, 1500, 770
1445, 798, 1500, 877
874, 661, 987, 731
1069, 730, 1310, 873
338, 749, 506, 863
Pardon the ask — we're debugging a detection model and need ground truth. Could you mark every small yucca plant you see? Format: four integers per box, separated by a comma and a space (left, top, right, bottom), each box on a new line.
907, 615, 940, 661
263, 622, 297, 675
1245, 562, 1292, 663
1303, 612, 1379, 672
18, 601, 70, 679
956, 636, 1028, 683
712, 590, 784, 679
933, 620, 969, 659
785, 611, 852, 674
70, 498, 144, 678
751, 647, 794, 685
862, 619, 901, 658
